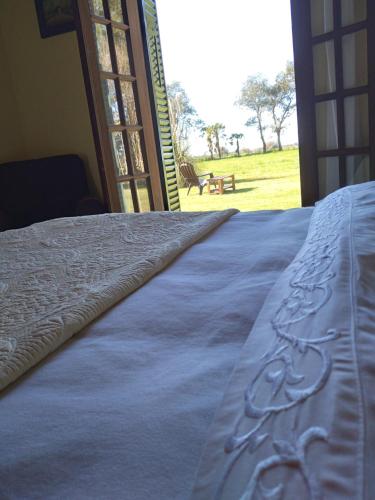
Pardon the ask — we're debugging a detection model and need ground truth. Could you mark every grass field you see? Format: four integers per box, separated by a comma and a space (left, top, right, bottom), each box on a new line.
179, 149, 302, 212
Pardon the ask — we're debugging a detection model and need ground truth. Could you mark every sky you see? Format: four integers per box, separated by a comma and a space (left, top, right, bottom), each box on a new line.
157, 0, 299, 156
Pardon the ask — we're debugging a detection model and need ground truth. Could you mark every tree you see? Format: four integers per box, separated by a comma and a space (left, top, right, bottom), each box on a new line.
201, 123, 226, 159
266, 62, 296, 151
167, 82, 200, 165
229, 133, 244, 157
237, 75, 269, 154
212, 123, 226, 159
201, 125, 215, 160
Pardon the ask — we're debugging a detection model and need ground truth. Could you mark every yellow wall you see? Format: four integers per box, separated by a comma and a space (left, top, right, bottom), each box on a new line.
0, 23, 26, 162
0, 0, 102, 199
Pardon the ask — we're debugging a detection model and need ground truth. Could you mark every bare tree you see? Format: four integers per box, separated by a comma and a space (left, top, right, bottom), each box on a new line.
229, 133, 244, 157
167, 82, 200, 165
266, 62, 296, 151
237, 75, 269, 153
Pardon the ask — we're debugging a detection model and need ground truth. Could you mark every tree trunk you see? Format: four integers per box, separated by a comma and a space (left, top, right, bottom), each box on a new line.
207, 138, 214, 160
236, 139, 240, 157
258, 119, 267, 154
276, 130, 283, 151
216, 136, 222, 159
260, 131, 267, 154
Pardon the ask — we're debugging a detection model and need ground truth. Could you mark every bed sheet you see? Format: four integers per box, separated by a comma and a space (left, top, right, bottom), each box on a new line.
0, 208, 312, 500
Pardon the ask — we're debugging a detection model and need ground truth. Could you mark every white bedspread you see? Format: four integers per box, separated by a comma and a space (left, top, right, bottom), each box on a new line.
0, 209, 311, 499
0, 210, 236, 391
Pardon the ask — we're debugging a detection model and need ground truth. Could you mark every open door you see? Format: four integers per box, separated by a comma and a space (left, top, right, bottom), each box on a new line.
76, 0, 180, 212
291, 0, 375, 206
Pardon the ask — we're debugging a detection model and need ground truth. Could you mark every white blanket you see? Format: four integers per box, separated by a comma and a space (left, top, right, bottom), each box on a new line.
0, 209, 311, 500
0, 210, 236, 391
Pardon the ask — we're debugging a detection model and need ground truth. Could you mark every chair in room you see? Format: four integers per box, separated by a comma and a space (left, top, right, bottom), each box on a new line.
0, 154, 105, 231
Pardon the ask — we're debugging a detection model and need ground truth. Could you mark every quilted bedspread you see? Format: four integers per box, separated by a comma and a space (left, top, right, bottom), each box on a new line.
0, 209, 237, 391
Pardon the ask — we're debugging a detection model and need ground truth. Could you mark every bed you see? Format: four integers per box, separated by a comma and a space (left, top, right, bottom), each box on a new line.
0, 182, 374, 499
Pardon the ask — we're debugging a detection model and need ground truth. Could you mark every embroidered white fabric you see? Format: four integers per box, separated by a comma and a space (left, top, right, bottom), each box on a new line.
0, 210, 237, 391
192, 183, 375, 500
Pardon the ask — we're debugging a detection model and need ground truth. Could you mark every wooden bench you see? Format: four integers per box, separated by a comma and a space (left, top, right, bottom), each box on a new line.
207, 175, 235, 195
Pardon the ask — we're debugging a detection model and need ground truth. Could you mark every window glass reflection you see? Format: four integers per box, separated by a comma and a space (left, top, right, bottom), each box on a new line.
102, 79, 120, 125
121, 81, 139, 125
117, 182, 135, 212
128, 132, 145, 174
342, 30, 368, 89
346, 155, 370, 185
341, 0, 366, 27
318, 157, 340, 198
135, 179, 151, 212
316, 100, 338, 151
344, 94, 369, 148
313, 41, 336, 95
111, 132, 128, 176
93, 23, 112, 72
311, 0, 334, 36
114, 29, 131, 75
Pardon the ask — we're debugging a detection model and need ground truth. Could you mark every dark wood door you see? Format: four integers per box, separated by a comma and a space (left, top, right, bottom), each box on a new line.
291, 0, 375, 205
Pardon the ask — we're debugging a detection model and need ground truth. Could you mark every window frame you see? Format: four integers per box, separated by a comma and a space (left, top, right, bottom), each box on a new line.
291, 0, 375, 205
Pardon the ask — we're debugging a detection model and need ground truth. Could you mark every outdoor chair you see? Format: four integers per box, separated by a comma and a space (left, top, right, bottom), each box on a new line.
179, 162, 213, 195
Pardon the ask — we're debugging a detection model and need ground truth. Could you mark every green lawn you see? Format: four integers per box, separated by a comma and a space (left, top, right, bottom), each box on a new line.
179, 149, 302, 212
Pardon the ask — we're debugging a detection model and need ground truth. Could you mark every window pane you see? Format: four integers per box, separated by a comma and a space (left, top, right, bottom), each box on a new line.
311, 0, 333, 36
101, 79, 120, 125
345, 94, 369, 147
128, 132, 145, 174
90, 0, 105, 17
93, 23, 112, 72
109, 0, 125, 23
111, 132, 128, 176
313, 41, 336, 95
121, 81, 139, 126
136, 179, 151, 212
316, 100, 338, 150
113, 29, 131, 75
341, 0, 366, 27
117, 182, 135, 212
342, 30, 368, 89
318, 157, 340, 198
346, 155, 370, 185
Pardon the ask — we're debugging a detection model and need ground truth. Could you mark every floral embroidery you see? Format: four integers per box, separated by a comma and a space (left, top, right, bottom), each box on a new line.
216, 192, 348, 499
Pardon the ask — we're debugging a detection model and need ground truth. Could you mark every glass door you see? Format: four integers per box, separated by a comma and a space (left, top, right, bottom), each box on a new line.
291, 0, 375, 205
76, 0, 180, 212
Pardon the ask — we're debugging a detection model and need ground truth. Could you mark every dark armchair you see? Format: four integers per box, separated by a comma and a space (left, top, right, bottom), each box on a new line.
0, 154, 105, 231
